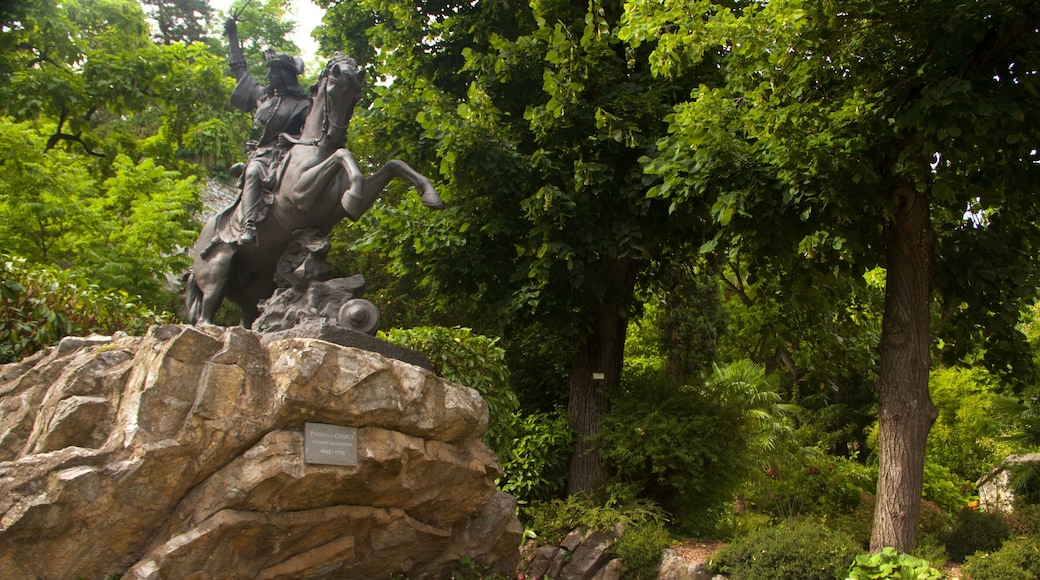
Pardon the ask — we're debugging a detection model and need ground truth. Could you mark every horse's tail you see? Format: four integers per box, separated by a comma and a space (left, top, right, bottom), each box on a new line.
185, 271, 203, 325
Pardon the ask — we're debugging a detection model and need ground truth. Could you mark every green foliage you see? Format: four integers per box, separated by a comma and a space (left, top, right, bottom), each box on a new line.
710, 519, 860, 580
634, 259, 728, 382
746, 446, 877, 523
526, 485, 671, 579
600, 361, 754, 535
612, 518, 674, 580
921, 461, 973, 516
379, 326, 519, 456
708, 360, 798, 457
928, 366, 1016, 483
141, 0, 214, 45
0, 119, 202, 307
1, 0, 238, 171
319, 0, 716, 501
845, 547, 943, 580
625, 0, 1040, 550
716, 258, 883, 423
962, 535, 1040, 580
1006, 502, 1040, 537
1, 254, 170, 363
941, 508, 1011, 563
527, 484, 667, 542
86, 154, 202, 304
497, 410, 571, 505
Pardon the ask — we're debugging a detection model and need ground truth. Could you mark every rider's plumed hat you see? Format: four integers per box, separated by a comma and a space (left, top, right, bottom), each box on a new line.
264, 49, 304, 75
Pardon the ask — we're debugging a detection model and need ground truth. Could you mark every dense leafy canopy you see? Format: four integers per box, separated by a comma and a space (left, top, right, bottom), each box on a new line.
622, 0, 1040, 550
624, 0, 1040, 381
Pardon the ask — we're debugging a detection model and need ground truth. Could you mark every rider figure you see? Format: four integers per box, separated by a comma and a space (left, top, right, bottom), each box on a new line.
224, 17, 310, 246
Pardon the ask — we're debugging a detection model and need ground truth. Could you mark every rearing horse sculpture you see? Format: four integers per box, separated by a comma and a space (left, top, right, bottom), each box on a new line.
185, 52, 444, 327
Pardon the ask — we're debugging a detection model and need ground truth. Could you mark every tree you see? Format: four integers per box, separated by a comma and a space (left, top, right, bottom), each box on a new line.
0, 119, 201, 307
317, 0, 714, 493
0, 0, 239, 310
141, 0, 214, 45
623, 0, 1040, 551
222, 0, 302, 78
0, 0, 238, 170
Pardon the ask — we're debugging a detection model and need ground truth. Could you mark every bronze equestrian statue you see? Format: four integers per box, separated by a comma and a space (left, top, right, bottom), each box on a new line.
185, 44, 444, 328
223, 17, 310, 247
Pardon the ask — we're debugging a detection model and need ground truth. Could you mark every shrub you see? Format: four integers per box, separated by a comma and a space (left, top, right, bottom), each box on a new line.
927, 366, 1013, 484
599, 363, 756, 535
746, 445, 877, 522
1, 254, 170, 363
613, 518, 674, 580
380, 326, 519, 456
827, 493, 876, 548
915, 500, 955, 564
1006, 502, 1040, 537
846, 547, 943, 580
526, 485, 671, 579
922, 460, 973, 514
941, 507, 1011, 562
709, 519, 859, 580
497, 410, 572, 505
962, 535, 1040, 580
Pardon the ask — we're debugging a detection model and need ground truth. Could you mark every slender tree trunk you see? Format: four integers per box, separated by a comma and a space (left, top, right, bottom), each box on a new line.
567, 256, 639, 494
870, 182, 938, 553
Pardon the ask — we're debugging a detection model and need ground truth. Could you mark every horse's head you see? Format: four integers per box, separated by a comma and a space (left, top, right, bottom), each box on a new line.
321, 52, 364, 100
302, 52, 365, 147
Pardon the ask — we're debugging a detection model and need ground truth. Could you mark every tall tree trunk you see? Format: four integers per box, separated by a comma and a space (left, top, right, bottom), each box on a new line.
870, 183, 938, 553
567, 256, 639, 494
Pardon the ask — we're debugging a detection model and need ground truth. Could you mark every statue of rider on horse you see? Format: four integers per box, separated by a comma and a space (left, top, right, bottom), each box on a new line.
185, 18, 444, 329
222, 17, 310, 248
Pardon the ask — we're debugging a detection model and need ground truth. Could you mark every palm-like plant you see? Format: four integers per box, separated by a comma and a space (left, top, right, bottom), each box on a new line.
704, 359, 799, 457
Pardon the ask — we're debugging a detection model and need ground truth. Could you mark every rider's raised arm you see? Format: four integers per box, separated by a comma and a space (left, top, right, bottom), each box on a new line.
224, 18, 248, 83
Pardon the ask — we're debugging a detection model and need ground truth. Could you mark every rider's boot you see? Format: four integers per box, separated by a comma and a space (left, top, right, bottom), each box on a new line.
239, 218, 258, 246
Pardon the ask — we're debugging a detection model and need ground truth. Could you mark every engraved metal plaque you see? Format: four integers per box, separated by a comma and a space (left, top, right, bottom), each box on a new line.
304, 422, 358, 466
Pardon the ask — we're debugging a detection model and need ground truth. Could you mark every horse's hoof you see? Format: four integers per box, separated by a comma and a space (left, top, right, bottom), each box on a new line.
421, 191, 445, 210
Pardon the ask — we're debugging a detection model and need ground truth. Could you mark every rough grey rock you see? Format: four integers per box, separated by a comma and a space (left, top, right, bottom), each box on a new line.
562, 527, 621, 580
520, 530, 728, 580
0, 325, 520, 579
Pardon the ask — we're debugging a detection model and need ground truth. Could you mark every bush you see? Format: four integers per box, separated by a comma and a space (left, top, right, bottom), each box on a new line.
497, 410, 572, 505
846, 547, 943, 580
827, 493, 876, 548
599, 364, 754, 535
746, 445, 876, 522
380, 326, 519, 456
941, 507, 1011, 562
1006, 502, 1040, 537
922, 460, 974, 514
962, 535, 1040, 580
1, 254, 170, 363
709, 519, 859, 580
613, 518, 674, 580
927, 366, 1013, 484
526, 485, 671, 580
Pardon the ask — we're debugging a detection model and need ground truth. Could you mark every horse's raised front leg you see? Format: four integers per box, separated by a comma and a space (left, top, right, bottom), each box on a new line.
346, 159, 445, 220
292, 148, 364, 214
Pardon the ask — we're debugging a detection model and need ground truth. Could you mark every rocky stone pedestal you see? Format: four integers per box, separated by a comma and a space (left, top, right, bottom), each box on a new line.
0, 325, 521, 579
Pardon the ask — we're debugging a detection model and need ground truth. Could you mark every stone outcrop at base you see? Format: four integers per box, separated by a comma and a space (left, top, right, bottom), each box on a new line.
0, 325, 521, 579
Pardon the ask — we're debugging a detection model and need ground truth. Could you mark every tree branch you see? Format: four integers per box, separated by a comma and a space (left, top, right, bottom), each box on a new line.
958, 16, 1040, 80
